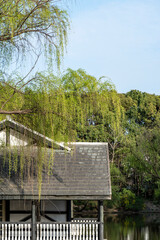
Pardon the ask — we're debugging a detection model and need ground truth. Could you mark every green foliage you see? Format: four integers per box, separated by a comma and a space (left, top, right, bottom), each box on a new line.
110, 163, 126, 186
124, 90, 160, 127
73, 200, 97, 212
0, 68, 124, 197
0, 0, 69, 68
154, 188, 160, 202
105, 185, 121, 209
15, 69, 123, 143
119, 189, 144, 211
105, 164, 125, 209
125, 127, 160, 188
1, 65, 160, 204
154, 181, 160, 202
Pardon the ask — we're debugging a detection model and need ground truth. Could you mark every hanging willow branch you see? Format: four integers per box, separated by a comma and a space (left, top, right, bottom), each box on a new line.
0, 69, 124, 198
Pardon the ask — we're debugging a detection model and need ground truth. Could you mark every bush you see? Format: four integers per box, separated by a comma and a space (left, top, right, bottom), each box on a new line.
120, 189, 144, 211
120, 189, 135, 210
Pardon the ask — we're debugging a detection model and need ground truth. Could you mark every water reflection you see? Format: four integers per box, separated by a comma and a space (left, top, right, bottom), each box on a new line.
104, 213, 160, 240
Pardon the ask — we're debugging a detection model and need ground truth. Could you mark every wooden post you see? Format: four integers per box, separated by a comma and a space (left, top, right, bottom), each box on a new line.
36, 200, 41, 222
98, 200, 104, 240
71, 200, 73, 219
31, 201, 36, 240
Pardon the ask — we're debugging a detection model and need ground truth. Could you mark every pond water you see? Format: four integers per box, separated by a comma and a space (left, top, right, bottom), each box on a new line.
104, 213, 160, 240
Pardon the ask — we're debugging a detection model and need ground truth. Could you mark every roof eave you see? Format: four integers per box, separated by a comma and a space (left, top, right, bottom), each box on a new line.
0, 194, 112, 200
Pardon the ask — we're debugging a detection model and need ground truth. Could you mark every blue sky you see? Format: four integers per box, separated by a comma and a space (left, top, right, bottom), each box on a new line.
17, 0, 160, 94
59, 0, 160, 94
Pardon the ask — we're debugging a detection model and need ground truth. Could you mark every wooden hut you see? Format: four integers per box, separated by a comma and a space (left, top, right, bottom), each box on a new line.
0, 117, 111, 240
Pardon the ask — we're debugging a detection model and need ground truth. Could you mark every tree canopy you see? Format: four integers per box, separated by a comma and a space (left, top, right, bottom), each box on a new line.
0, 69, 122, 140
0, 0, 70, 117
0, 68, 123, 196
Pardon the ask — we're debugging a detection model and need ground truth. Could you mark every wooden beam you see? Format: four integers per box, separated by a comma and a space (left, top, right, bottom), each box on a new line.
0, 195, 111, 200
43, 214, 56, 222
10, 210, 67, 214
20, 214, 32, 222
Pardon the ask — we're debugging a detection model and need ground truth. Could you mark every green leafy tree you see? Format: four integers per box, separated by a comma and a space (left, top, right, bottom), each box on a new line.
0, 0, 69, 68
125, 90, 160, 127
60, 69, 125, 165
123, 126, 160, 199
0, 0, 69, 117
0, 69, 124, 195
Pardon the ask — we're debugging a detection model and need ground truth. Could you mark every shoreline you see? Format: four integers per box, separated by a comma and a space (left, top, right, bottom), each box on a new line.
74, 200, 160, 215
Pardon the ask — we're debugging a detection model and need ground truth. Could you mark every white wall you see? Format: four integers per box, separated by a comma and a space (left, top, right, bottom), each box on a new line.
10, 200, 31, 211
0, 129, 29, 146
0, 130, 6, 145
41, 200, 67, 222
41, 200, 66, 212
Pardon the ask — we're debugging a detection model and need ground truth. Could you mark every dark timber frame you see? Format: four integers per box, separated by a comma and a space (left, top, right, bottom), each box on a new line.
4, 200, 70, 223
30, 200, 104, 240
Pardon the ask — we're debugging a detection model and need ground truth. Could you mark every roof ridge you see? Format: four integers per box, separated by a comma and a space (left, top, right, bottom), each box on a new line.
69, 142, 108, 145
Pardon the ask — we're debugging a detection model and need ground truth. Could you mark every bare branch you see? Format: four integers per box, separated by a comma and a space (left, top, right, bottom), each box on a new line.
0, 109, 33, 114
15, 54, 40, 87
0, 54, 40, 109
1, 81, 24, 95
1, 90, 16, 110
19, 77, 37, 90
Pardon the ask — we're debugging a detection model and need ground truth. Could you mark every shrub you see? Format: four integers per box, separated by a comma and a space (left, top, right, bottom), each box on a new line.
120, 189, 144, 211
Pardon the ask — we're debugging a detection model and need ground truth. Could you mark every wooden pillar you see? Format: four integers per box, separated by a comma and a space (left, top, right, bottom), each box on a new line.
71, 200, 73, 219
67, 200, 73, 221
36, 201, 41, 222
31, 201, 36, 240
98, 200, 104, 240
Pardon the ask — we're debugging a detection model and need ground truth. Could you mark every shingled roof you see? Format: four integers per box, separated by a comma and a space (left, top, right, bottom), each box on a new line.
0, 119, 111, 200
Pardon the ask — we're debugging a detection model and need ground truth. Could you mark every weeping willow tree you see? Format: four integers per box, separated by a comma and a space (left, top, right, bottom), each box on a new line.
0, 1, 124, 195
0, 0, 69, 196
0, 69, 124, 196
0, 0, 69, 116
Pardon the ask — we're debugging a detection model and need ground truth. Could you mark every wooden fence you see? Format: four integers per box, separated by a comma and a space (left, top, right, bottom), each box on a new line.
0, 221, 99, 240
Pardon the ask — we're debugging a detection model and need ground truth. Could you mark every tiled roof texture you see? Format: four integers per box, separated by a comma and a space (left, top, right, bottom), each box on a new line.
0, 143, 111, 200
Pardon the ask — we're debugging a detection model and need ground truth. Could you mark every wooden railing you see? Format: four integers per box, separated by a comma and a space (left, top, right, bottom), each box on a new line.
0, 221, 99, 240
